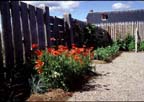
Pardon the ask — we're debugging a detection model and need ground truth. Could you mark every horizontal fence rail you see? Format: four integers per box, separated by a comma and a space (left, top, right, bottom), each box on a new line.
95, 21, 144, 41
0, 1, 86, 67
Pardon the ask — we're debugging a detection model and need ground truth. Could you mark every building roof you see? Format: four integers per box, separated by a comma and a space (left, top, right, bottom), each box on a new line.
86, 9, 144, 24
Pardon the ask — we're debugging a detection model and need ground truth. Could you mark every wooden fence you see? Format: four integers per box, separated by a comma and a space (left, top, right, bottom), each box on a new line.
0, 1, 86, 67
96, 21, 144, 41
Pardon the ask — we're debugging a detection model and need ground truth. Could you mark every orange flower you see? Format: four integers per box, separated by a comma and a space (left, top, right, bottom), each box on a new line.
35, 60, 44, 69
79, 48, 84, 52
82, 52, 88, 56
51, 50, 60, 56
58, 45, 65, 49
34, 50, 43, 57
76, 48, 84, 54
47, 48, 55, 53
73, 55, 80, 61
32, 44, 38, 49
58, 45, 68, 53
58, 48, 65, 53
69, 49, 76, 55
35, 60, 44, 74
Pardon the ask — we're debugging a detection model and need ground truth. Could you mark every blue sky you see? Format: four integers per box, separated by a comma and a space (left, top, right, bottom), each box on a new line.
22, 1, 144, 21
0, 1, 144, 32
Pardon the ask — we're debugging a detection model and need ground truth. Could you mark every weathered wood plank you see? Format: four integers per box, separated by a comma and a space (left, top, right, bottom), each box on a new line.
44, 6, 51, 47
49, 17, 55, 47
0, 32, 3, 67
0, 1, 14, 67
36, 7, 46, 49
29, 5, 38, 45
64, 13, 74, 48
53, 17, 59, 46
96, 21, 144, 41
20, 2, 31, 62
0, 2, 3, 67
11, 1, 24, 65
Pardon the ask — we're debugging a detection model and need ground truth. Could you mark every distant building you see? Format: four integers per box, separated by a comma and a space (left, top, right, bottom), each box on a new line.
86, 9, 144, 41
86, 9, 144, 24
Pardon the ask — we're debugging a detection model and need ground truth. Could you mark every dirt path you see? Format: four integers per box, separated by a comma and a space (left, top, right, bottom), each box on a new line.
68, 52, 144, 101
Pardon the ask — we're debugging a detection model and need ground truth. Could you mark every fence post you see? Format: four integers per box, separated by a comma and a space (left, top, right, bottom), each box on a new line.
64, 13, 74, 48
135, 27, 138, 53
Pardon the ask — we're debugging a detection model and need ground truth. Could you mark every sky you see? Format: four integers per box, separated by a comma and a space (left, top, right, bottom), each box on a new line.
22, 1, 144, 21
0, 1, 144, 32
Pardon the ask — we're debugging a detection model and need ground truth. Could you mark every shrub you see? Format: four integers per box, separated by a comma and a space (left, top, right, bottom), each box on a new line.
139, 41, 144, 51
116, 39, 127, 51
31, 44, 94, 92
83, 24, 112, 49
128, 40, 135, 51
94, 43, 119, 61
116, 35, 135, 51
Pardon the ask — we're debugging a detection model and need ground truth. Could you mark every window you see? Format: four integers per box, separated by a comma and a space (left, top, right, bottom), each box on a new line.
101, 13, 108, 21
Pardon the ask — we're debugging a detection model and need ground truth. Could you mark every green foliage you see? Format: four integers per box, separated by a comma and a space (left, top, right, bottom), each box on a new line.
83, 24, 97, 47
116, 39, 126, 50
83, 24, 112, 49
128, 40, 135, 51
139, 41, 144, 51
29, 75, 47, 94
116, 35, 135, 51
94, 43, 119, 61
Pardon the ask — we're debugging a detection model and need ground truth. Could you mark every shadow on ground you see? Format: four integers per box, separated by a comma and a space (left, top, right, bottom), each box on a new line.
0, 63, 34, 102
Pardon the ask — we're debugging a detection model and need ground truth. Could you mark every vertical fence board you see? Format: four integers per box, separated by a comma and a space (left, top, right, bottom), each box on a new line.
0, 1, 14, 67
29, 5, 38, 45
54, 17, 59, 46
60, 19, 65, 45
0, 32, 3, 67
36, 8, 46, 49
64, 13, 74, 48
58, 19, 64, 45
20, 2, 31, 62
11, 1, 24, 65
49, 16, 55, 46
96, 21, 144, 41
45, 7, 51, 47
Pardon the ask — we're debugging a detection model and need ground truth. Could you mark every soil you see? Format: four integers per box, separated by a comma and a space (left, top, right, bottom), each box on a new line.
27, 89, 73, 101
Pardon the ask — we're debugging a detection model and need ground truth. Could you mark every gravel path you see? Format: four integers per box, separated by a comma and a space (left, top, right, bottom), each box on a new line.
68, 52, 144, 101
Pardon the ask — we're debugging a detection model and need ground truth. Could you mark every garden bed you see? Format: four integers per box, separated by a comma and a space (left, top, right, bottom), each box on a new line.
27, 70, 98, 101
25, 44, 96, 101
27, 89, 72, 101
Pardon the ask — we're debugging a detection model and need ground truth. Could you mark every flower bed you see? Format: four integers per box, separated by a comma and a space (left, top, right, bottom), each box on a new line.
93, 43, 120, 62
29, 44, 94, 94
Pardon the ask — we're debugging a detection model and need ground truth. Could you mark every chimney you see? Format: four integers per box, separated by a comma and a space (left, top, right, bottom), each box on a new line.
89, 10, 94, 13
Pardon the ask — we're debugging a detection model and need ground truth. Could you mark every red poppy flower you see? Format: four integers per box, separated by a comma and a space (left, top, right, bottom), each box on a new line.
51, 50, 60, 56
34, 50, 43, 57
32, 44, 38, 49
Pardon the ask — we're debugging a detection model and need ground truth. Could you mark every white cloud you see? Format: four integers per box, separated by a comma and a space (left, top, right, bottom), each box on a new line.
22, 1, 80, 13
112, 2, 131, 10
82, 18, 87, 22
